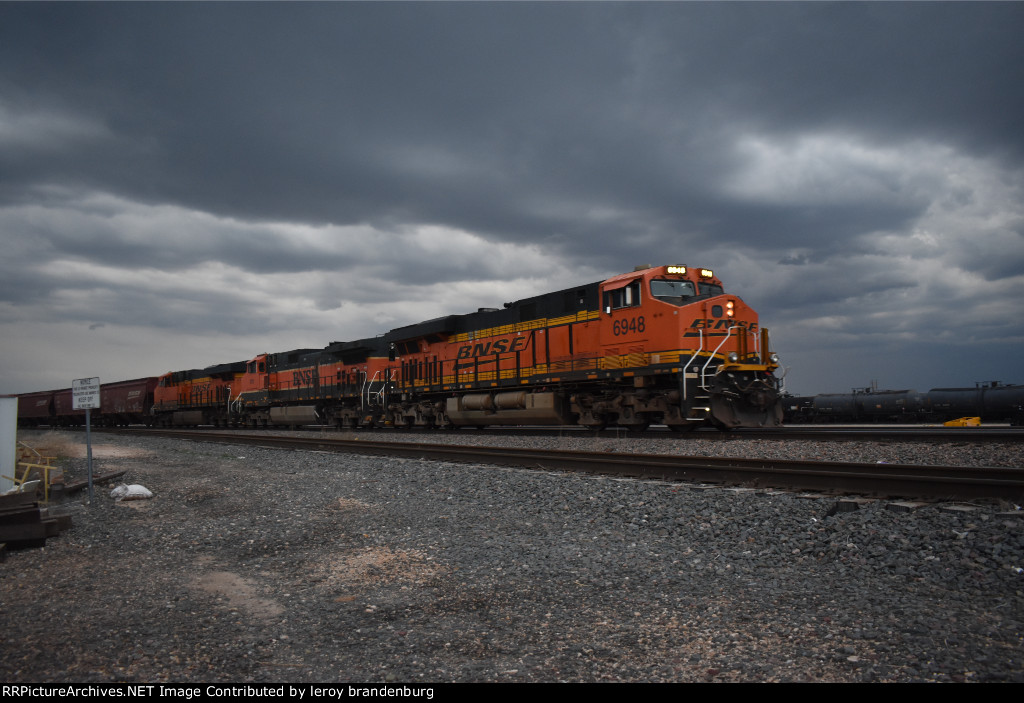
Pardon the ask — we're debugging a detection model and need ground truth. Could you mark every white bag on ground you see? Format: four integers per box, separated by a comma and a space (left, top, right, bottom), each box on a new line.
110, 483, 153, 501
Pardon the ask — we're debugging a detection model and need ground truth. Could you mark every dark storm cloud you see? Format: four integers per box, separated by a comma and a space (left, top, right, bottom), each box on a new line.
3, 1, 1022, 267
2, 2, 1023, 395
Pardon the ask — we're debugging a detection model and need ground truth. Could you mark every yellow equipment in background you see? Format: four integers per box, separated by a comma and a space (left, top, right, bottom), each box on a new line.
943, 416, 981, 427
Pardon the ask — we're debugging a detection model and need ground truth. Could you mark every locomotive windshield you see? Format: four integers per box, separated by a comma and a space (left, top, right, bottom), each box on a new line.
698, 282, 724, 297
650, 278, 725, 305
650, 279, 696, 305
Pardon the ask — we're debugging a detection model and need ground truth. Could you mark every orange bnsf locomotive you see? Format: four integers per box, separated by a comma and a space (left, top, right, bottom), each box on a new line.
152, 264, 783, 431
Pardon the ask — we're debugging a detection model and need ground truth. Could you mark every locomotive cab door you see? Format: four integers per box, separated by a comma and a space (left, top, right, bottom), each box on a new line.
600, 278, 649, 361
237, 355, 269, 406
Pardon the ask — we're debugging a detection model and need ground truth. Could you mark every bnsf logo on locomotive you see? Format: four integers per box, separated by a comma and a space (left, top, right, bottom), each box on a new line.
691, 319, 759, 332
455, 337, 529, 360
293, 369, 319, 386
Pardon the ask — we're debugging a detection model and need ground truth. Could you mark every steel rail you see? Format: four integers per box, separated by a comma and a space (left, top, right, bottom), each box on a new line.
58, 423, 1024, 442
361, 425, 1024, 443
108, 429, 1024, 501
425, 425, 1024, 443
394, 425, 1019, 443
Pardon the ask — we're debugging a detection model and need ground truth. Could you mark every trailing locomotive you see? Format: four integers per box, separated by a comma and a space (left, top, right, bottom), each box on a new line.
151, 264, 784, 431
784, 382, 1024, 425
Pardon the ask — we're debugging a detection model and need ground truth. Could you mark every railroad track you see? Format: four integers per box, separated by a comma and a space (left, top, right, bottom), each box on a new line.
718, 426, 1024, 443
101, 428, 1024, 501
418, 424, 1024, 443
83, 423, 1024, 442
300, 424, 1024, 443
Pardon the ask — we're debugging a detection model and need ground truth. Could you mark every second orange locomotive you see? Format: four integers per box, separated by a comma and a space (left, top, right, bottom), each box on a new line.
153, 264, 784, 431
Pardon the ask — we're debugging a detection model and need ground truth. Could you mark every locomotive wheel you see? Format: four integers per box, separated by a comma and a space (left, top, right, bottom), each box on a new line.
580, 412, 608, 431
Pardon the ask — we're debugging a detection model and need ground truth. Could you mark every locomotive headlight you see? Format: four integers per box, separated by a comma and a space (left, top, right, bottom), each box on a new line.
726, 300, 735, 317
728, 352, 740, 363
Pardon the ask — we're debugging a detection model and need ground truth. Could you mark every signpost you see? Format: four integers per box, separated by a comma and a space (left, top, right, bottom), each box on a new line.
72, 377, 100, 504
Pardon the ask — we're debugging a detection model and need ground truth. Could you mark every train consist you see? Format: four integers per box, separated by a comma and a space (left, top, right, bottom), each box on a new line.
17, 264, 785, 431
784, 383, 1024, 426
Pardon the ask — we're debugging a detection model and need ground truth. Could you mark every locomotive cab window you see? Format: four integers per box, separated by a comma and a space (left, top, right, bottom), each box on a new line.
603, 280, 642, 312
650, 279, 696, 306
698, 282, 724, 298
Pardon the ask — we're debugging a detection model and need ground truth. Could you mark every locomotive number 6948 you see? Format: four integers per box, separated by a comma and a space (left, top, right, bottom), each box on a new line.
612, 316, 646, 336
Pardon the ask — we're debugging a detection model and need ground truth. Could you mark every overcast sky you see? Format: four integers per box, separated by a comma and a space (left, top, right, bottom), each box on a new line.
2, 2, 1022, 397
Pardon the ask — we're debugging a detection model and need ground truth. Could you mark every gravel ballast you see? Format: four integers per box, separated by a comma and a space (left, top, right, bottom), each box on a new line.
2, 430, 1022, 683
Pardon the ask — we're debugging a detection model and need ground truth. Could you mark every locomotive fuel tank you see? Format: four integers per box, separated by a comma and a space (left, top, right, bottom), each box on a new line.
445, 391, 573, 425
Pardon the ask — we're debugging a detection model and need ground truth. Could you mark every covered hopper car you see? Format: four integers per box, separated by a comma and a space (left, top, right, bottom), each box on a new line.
16, 378, 159, 427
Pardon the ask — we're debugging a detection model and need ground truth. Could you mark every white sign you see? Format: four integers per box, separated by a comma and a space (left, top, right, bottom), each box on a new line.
73, 377, 101, 410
